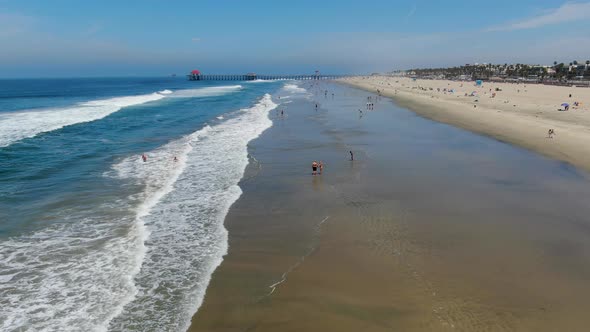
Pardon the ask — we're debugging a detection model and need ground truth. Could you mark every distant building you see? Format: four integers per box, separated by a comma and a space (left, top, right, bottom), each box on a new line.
188, 69, 201, 81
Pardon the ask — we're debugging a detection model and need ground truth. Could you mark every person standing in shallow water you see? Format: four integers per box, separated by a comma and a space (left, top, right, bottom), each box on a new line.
319, 161, 324, 174
142, 153, 147, 162
349, 151, 354, 161
312, 161, 318, 175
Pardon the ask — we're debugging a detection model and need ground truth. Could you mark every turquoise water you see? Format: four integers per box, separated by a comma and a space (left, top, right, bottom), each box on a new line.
0, 78, 294, 331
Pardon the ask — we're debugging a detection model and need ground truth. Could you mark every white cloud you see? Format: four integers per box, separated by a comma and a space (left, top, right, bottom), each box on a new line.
84, 23, 103, 36
487, 1, 590, 31
406, 4, 417, 18
0, 12, 35, 37
0, 10, 196, 66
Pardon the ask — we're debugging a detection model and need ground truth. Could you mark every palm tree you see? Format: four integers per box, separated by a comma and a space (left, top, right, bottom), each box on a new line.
555, 63, 565, 80
540, 67, 548, 81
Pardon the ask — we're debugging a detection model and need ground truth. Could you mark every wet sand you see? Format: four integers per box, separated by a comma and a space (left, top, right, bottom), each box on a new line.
340, 76, 590, 173
189, 82, 590, 331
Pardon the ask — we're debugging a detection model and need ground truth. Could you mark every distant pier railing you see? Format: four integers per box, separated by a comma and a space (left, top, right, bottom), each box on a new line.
187, 74, 349, 81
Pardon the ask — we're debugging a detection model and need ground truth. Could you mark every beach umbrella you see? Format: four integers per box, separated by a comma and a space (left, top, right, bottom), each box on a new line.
561, 103, 569, 107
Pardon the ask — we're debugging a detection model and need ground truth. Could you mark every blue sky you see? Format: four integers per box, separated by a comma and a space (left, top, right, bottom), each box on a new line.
1, 0, 590, 77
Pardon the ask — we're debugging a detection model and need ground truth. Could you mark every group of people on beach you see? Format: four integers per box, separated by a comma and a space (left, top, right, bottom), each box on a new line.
323, 90, 335, 99
141, 154, 178, 162
366, 96, 375, 110
291, 81, 363, 176
311, 161, 324, 175
310, 151, 354, 175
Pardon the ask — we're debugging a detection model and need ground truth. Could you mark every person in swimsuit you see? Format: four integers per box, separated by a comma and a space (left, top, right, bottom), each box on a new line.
319, 161, 324, 174
312, 161, 318, 175
349, 151, 354, 161
142, 153, 147, 162
173, 156, 178, 162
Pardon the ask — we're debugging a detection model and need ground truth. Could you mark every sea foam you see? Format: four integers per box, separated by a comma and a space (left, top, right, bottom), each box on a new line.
283, 84, 308, 94
0, 94, 277, 332
0, 85, 244, 148
169, 85, 243, 98
0, 92, 165, 148
244, 79, 273, 83
107, 93, 277, 331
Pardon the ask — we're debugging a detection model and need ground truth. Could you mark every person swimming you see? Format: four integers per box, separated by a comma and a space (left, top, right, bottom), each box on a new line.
173, 156, 178, 162
142, 153, 147, 162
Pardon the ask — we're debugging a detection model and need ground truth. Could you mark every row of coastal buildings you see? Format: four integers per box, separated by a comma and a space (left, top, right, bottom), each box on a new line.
390, 61, 590, 82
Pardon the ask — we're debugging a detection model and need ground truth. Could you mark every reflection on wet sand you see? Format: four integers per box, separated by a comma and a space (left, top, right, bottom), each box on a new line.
189, 82, 590, 332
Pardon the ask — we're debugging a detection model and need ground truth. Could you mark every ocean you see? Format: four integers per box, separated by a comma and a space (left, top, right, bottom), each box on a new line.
0, 77, 301, 331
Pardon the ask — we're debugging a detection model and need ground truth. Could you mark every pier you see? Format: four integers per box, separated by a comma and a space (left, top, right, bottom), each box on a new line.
187, 70, 349, 81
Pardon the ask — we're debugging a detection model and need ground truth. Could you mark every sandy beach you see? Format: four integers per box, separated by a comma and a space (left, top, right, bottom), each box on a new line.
189, 82, 590, 331
340, 76, 590, 173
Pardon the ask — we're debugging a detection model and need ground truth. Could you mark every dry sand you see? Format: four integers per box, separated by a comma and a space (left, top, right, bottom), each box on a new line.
340, 76, 590, 173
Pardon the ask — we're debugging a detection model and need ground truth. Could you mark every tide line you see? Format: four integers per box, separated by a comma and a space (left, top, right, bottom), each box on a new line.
266, 215, 330, 297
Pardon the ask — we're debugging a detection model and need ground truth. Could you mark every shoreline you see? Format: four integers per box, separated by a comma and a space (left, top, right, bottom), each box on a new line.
338, 76, 590, 173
